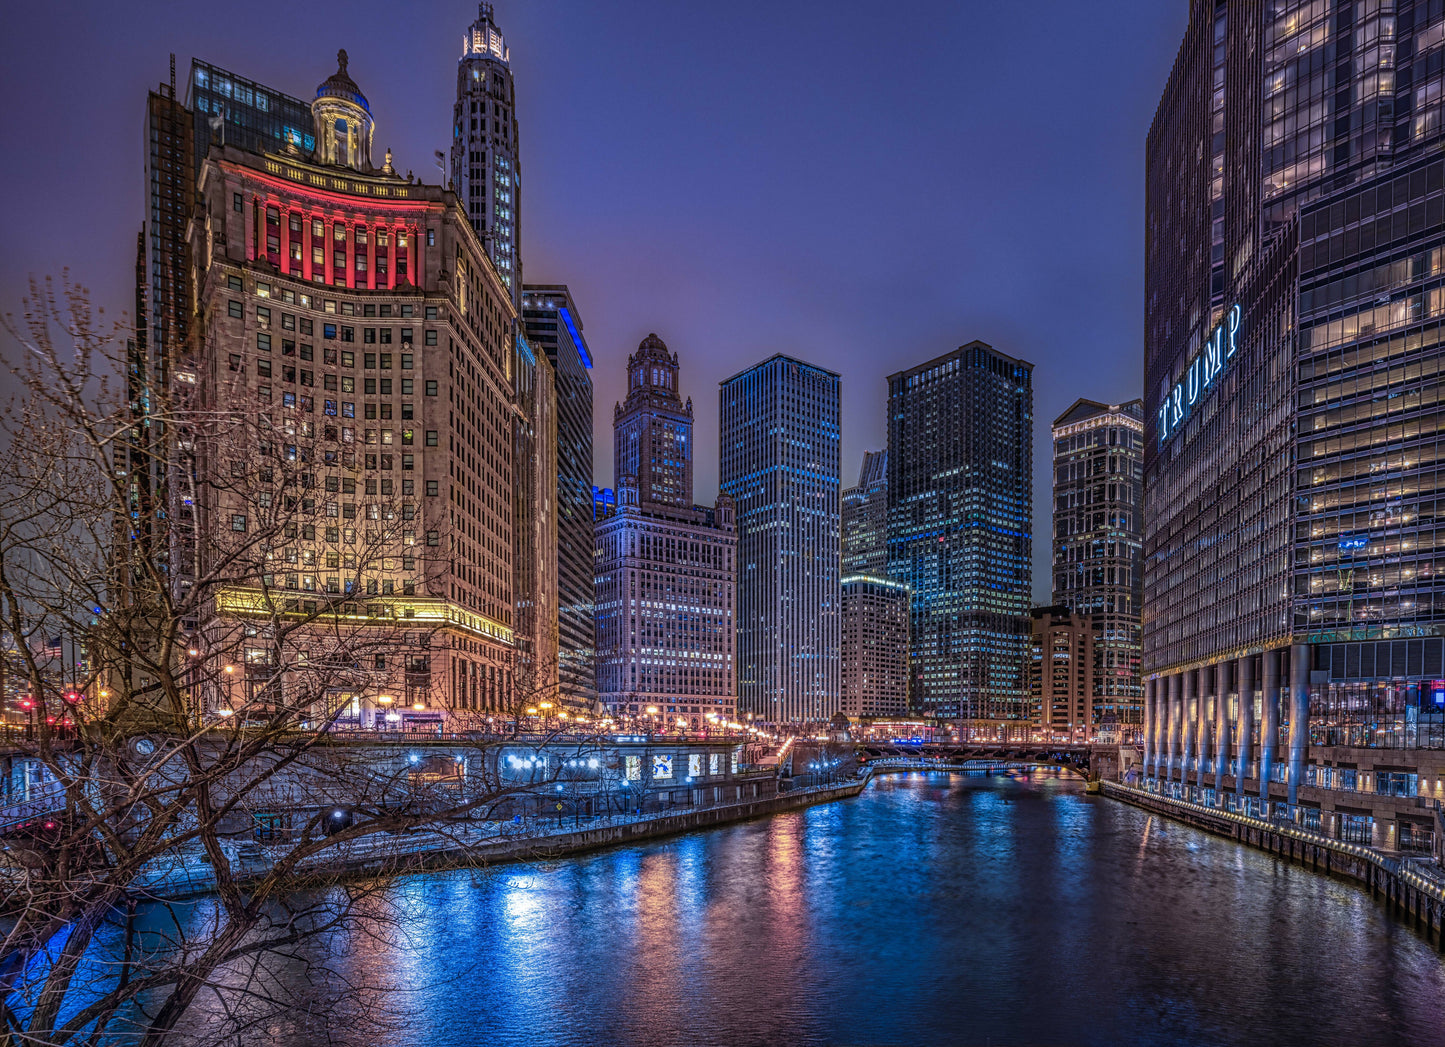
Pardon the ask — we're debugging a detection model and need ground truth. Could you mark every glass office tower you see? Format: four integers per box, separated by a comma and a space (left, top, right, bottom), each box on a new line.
842, 450, 889, 577
522, 285, 596, 709
886, 343, 1034, 735
720, 355, 842, 724
1144, 1, 1445, 842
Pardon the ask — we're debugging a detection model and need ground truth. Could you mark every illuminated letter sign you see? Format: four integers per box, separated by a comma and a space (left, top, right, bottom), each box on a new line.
1158, 304, 1241, 446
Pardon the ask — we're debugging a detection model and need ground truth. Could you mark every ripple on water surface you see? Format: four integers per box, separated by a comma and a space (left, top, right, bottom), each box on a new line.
206, 772, 1445, 1047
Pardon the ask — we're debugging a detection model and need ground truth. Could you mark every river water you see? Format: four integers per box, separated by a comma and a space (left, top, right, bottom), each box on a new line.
192, 771, 1445, 1047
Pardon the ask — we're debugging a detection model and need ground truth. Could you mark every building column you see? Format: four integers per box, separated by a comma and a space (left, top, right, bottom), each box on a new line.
1150, 678, 1161, 774
1213, 659, 1232, 802
1260, 649, 1281, 811
1167, 673, 1183, 784
1181, 669, 1198, 793
1196, 664, 1214, 796
1288, 643, 1311, 813
1236, 653, 1254, 799
1142, 678, 1154, 781
279, 207, 290, 277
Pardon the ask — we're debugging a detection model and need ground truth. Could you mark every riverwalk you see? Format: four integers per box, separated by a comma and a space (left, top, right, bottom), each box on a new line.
105, 775, 868, 901
1103, 780, 1445, 949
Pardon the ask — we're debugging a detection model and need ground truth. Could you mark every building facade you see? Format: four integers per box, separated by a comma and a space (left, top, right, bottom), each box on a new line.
1051, 398, 1144, 738
511, 335, 559, 706
614, 334, 694, 509
132, 59, 317, 603
720, 355, 842, 724
185, 53, 520, 727
887, 343, 1034, 735
451, 3, 521, 305
522, 286, 596, 710
842, 450, 889, 577
1143, 1, 1445, 852
1028, 605, 1097, 743
840, 576, 910, 719
594, 338, 737, 726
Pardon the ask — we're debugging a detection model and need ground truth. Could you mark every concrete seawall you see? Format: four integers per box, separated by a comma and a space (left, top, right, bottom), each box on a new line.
1103, 781, 1445, 950
147, 778, 868, 900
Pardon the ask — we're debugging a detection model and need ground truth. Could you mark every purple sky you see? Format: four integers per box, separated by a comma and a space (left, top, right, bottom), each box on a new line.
0, 0, 1186, 601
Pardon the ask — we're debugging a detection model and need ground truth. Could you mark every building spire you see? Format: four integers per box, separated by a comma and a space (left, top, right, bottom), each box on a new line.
464, 3, 510, 62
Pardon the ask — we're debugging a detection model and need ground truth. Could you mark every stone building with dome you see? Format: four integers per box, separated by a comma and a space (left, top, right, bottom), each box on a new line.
176, 51, 537, 727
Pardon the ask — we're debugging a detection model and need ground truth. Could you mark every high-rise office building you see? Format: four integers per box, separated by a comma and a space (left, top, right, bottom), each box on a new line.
720, 355, 842, 724
614, 334, 693, 509
594, 337, 737, 724
1028, 605, 1096, 743
1051, 398, 1144, 738
1143, 1, 1445, 839
887, 343, 1033, 736
512, 336, 559, 705
133, 59, 316, 600
842, 450, 889, 577
452, 3, 521, 305
182, 52, 520, 727
840, 576, 910, 720
522, 285, 596, 709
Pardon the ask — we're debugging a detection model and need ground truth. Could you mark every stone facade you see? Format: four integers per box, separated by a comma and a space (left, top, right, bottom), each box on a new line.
187, 55, 519, 728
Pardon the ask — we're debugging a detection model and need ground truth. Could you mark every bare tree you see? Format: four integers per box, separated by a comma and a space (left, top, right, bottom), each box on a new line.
0, 278, 597, 1045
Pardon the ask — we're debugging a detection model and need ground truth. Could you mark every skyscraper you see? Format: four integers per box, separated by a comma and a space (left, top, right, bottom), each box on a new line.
133, 59, 316, 601
1143, 1, 1445, 834
452, 3, 521, 305
522, 285, 596, 709
184, 51, 519, 727
512, 336, 559, 705
1051, 398, 1144, 738
842, 450, 888, 577
614, 334, 693, 509
840, 576, 910, 720
594, 336, 737, 725
887, 343, 1033, 736
1028, 605, 1096, 743
720, 355, 842, 724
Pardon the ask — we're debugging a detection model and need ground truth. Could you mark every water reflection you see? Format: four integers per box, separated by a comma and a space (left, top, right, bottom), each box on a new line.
170, 772, 1445, 1047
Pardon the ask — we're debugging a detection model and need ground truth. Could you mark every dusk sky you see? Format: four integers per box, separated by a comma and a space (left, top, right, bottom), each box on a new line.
1, 0, 1187, 601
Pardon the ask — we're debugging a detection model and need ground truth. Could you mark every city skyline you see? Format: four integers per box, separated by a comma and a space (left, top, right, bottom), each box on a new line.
1, 4, 1444, 1043
0, 0, 1188, 602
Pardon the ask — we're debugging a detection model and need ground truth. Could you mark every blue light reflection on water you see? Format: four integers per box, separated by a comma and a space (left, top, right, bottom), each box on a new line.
219, 772, 1445, 1047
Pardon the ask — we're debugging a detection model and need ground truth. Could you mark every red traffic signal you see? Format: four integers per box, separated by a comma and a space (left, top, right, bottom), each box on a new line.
63, 692, 80, 704
17, 697, 33, 710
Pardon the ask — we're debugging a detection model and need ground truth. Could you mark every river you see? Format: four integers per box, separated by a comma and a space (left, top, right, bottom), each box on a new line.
179, 770, 1445, 1046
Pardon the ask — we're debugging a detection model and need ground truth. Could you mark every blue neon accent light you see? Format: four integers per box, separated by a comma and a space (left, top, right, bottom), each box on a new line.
559, 306, 591, 368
